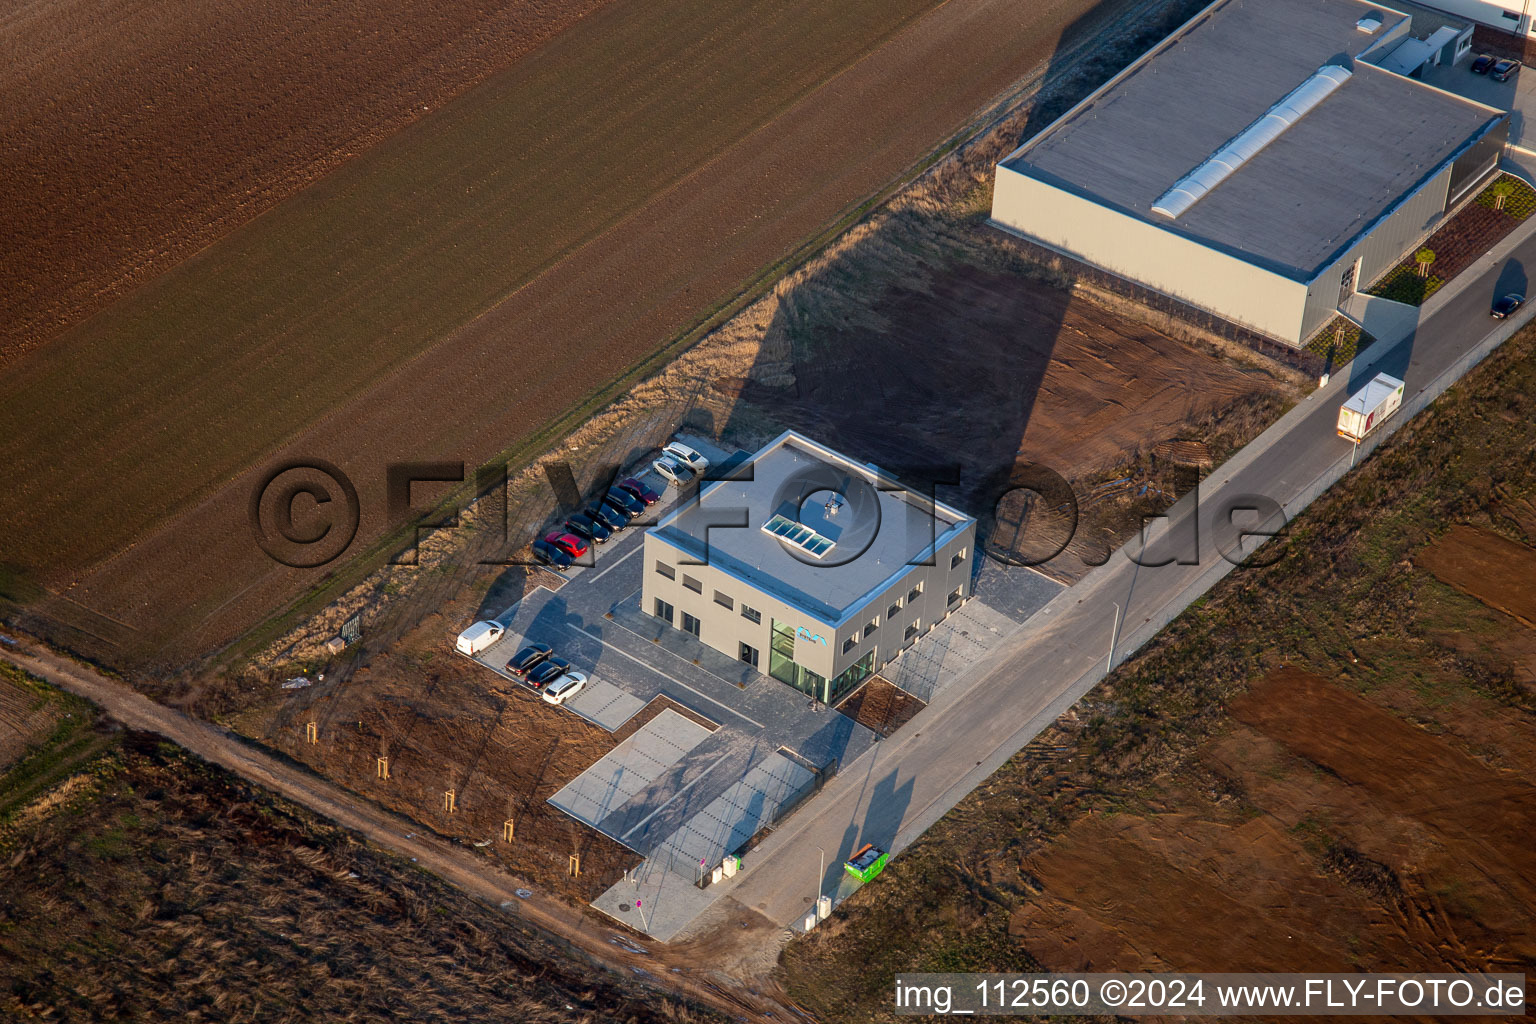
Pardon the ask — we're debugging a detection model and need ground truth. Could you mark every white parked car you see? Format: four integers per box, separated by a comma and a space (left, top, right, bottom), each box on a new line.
542, 671, 587, 706
663, 441, 709, 472
455, 620, 504, 655
652, 454, 695, 486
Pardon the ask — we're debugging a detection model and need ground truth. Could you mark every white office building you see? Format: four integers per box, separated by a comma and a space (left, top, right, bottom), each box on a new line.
642, 431, 977, 705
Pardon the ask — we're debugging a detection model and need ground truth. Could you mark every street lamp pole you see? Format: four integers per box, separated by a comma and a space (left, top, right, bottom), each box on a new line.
1107, 602, 1122, 674
816, 846, 825, 905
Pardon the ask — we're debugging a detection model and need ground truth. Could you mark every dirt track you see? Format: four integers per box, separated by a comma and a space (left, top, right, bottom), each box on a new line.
1, 643, 797, 1022
0, 0, 610, 360
7, 0, 1156, 671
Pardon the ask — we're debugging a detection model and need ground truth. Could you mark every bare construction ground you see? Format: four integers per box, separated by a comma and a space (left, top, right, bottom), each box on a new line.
233, 577, 638, 903
0, 0, 1214, 676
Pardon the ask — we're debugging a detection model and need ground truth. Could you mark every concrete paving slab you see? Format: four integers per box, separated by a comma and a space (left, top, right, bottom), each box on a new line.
548, 709, 711, 833
563, 679, 646, 731
644, 752, 816, 876
877, 595, 1043, 702
970, 556, 1068, 621
592, 863, 718, 942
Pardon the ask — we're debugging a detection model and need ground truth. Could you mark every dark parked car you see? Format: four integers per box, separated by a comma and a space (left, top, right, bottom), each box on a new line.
543, 531, 590, 559
603, 488, 646, 520
1493, 58, 1520, 82
1491, 293, 1525, 318
586, 502, 627, 531
1471, 53, 1496, 74
530, 539, 573, 569
564, 512, 612, 544
526, 656, 571, 688
506, 642, 553, 678
617, 477, 661, 506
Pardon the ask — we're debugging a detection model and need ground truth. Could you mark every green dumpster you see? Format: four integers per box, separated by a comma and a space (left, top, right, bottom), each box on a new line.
844, 843, 889, 883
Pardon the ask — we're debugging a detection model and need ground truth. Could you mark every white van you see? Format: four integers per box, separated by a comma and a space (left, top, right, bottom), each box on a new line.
455, 620, 505, 656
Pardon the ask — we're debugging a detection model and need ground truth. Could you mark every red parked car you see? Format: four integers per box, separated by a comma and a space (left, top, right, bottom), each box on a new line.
618, 477, 661, 506
543, 531, 589, 559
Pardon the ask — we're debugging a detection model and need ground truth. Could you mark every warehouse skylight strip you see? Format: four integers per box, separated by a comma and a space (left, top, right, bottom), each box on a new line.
1151, 64, 1352, 219
762, 513, 836, 558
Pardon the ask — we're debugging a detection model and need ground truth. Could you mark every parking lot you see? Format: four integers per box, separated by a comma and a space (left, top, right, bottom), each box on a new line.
457, 433, 1068, 937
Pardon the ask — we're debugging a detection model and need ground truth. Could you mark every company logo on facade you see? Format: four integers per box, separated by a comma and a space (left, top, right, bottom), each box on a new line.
795, 625, 828, 646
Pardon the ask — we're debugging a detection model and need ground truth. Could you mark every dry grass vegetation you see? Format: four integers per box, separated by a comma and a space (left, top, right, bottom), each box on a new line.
0, 725, 725, 1023
779, 321, 1536, 1021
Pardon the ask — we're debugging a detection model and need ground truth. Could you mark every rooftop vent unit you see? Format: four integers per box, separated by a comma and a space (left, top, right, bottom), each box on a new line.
1356, 14, 1382, 33
824, 494, 844, 517
1151, 64, 1352, 219
762, 513, 837, 558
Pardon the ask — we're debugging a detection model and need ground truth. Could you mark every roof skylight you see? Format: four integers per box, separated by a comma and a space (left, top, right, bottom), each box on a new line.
762, 513, 837, 558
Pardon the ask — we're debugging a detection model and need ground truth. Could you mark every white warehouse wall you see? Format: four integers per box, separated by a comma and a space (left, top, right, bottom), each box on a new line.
1411, 0, 1534, 35
991, 165, 1311, 343
1302, 163, 1457, 340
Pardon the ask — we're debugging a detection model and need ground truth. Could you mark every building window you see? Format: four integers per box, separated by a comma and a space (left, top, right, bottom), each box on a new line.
655, 561, 675, 580
863, 617, 878, 639
683, 574, 702, 594
950, 547, 967, 570
741, 605, 761, 624
739, 642, 759, 669
768, 618, 824, 700
887, 599, 901, 619
948, 586, 962, 606
828, 651, 874, 703
769, 618, 796, 685
681, 611, 701, 638
714, 590, 733, 610
907, 581, 923, 603
904, 621, 919, 642
653, 598, 674, 625
842, 636, 857, 654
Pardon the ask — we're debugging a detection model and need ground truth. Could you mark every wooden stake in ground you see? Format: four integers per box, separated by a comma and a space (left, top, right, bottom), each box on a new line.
503, 819, 515, 842
569, 853, 580, 878
443, 788, 456, 813
376, 756, 389, 780
305, 721, 317, 744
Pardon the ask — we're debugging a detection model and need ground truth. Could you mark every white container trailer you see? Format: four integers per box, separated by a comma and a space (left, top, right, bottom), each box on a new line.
455, 620, 504, 655
1336, 373, 1405, 443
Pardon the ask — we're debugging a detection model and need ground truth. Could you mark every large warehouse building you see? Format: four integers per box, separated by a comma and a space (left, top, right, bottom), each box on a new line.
642, 431, 976, 706
990, 0, 1509, 346
1414, 0, 1536, 36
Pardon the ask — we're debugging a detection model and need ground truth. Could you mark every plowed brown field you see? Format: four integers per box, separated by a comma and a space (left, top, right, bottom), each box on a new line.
1, 0, 1164, 671
0, 0, 613, 361
1014, 668, 1536, 974
1417, 524, 1536, 629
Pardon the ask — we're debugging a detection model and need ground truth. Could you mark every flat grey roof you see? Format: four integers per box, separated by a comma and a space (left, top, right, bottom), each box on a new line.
650, 431, 973, 625
1004, 0, 1503, 279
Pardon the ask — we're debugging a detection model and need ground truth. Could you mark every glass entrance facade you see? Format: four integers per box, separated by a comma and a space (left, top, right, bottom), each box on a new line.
769, 618, 827, 701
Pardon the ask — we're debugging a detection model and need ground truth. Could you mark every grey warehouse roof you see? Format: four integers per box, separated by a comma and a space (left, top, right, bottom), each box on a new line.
1003, 0, 1503, 279
649, 431, 973, 625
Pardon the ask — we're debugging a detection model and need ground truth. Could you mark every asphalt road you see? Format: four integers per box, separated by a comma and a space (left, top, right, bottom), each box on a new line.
710, 198, 1536, 933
